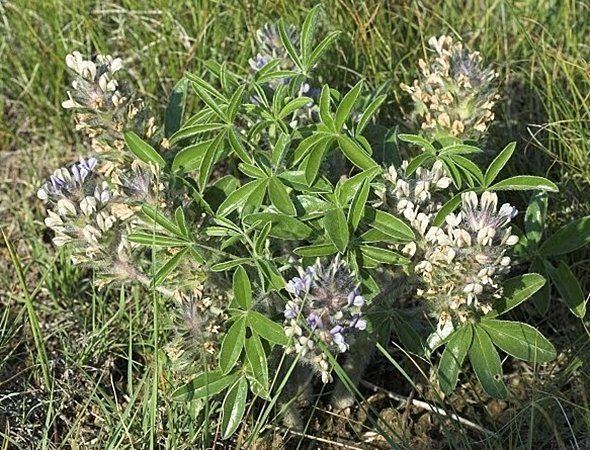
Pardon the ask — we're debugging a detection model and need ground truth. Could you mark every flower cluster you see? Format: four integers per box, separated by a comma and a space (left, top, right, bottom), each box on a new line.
414, 192, 518, 347
376, 160, 453, 258
37, 157, 127, 267
38, 155, 174, 288
62, 52, 156, 163
401, 35, 499, 141
283, 257, 366, 383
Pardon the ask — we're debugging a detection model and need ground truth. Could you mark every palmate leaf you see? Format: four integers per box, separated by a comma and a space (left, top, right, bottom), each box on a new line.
432, 193, 462, 227
548, 261, 587, 318
359, 245, 409, 265
124, 131, 166, 168
356, 95, 386, 135
442, 157, 462, 189
348, 178, 370, 230
293, 242, 338, 257
530, 257, 551, 314
524, 191, 547, 244
172, 370, 239, 401
226, 84, 245, 121
293, 133, 332, 166
141, 205, 183, 236
211, 258, 254, 272
489, 175, 558, 193
268, 177, 296, 216
256, 260, 285, 292
170, 123, 226, 145
219, 316, 246, 374
303, 141, 328, 184
451, 154, 484, 186
254, 221, 272, 256
324, 207, 349, 253
469, 326, 507, 399
318, 84, 335, 129
198, 132, 224, 189
300, 4, 321, 64
337, 166, 381, 204
308, 30, 340, 69
397, 133, 436, 153
437, 143, 481, 157
490, 273, 546, 317
233, 266, 252, 310
335, 80, 363, 130
539, 216, 590, 256
174, 207, 189, 237
294, 195, 332, 220
405, 152, 434, 176
338, 136, 378, 170
243, 212, 312, 240
186, 73, 229, 122
366, 209, 415, 242
221, 378, 248, 439
217, 179, 267, 216
277, 19, 303, 71
154, 248, 189, 285
228, 127, 253, 164
245, 333, 269, 394
247, 311, 288, 345
480, 319, 556, 363
128, 232, 188, 247
278, 97, 313, 120
271, 133, 291, 167
438, 325, 473, 394
172, 140, 212, 172
484, 141, 515, 186
238, 163, 267, 179
185, 71, 225, 100
243, 178, 268, 214
164, 78, 188, 138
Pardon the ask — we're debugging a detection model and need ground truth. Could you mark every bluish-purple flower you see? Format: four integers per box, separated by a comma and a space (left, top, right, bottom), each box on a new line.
283, 256, 367, 383
37, 157, 98, 202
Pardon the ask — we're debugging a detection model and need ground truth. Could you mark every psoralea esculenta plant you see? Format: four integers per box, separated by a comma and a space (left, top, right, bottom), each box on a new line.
37, 6, 587, 439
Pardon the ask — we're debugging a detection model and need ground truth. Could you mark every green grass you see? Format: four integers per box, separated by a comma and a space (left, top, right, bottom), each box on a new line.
1, 0, 589, 448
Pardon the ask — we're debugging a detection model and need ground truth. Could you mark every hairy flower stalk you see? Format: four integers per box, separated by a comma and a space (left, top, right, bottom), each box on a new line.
415, 191, 518, 348
62, 52, 156, 165
166, 288, 227, 368
283, 257, 367, 384
401, 35, 499, 141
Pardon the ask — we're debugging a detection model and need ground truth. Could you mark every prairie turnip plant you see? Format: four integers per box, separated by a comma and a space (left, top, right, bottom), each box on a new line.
38, 6, 589, 440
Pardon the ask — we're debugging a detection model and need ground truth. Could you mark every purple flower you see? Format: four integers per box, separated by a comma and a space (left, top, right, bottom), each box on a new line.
283, 256, 367, 381
38, 157, 99, 202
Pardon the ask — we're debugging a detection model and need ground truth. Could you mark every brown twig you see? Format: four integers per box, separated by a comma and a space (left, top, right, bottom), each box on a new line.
360, 380, 494, 436
267, 425, 366, 450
